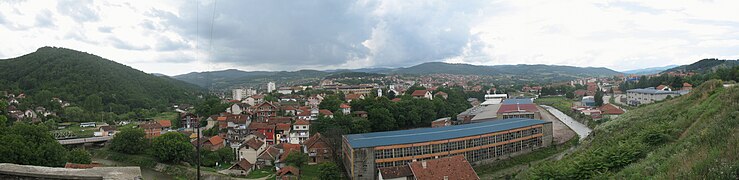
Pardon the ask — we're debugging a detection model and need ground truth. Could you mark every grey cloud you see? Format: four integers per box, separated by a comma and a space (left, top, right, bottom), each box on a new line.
57, 0, 99, 22
155, 36, 189, 51
35, 9, 55, 28
155, 0, 485, 69
108, 37, 150, 50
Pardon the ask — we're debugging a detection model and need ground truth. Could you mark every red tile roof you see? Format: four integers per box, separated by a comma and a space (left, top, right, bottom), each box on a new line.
319, 109, 333, 116
208, 136, 224, 146
276, 123, 291, 131
391, 98, 402, 102
411, 90, 428, 97
340, 103, 351, 108
230, 159, 253, 171
599, 104, 625, 115
408, 155, 479, 180
243, 137, 264, 150
379, 165, 413, 179
157, 120, 172, 128
294, 119, 310, 125
683, 82, 693, 87
277, 166, 300, 176
345, 94, 363, 100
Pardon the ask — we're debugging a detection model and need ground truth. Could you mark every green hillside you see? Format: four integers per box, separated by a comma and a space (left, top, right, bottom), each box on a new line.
525, 80, 738, 179
663, 59, 739, 73
0, 47, 203, 113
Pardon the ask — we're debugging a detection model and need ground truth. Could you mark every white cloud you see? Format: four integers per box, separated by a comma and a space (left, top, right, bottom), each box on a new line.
1, 0, 738, 75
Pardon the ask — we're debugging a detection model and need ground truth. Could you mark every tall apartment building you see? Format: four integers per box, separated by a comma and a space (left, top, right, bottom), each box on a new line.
267, 82, 276, 93
342, 118, 553, 180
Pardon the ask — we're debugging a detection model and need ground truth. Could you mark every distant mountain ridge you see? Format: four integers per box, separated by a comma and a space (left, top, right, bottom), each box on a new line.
174, 62, 621, 89
0, 47, 203, 111
662, 59, 739, 73
621, 65, 679, 75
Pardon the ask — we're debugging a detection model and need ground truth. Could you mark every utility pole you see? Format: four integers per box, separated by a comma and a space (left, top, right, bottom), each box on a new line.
194, 116, 201, 180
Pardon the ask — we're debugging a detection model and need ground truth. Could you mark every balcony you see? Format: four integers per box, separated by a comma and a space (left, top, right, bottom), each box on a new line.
309, 152, 317, 157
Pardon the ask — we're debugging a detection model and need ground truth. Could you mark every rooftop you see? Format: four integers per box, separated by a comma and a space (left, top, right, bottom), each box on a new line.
344, 118, 549, 148
501, 99, 533, 105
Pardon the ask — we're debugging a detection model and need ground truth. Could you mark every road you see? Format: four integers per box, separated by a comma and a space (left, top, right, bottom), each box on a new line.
540, 105, 592, 141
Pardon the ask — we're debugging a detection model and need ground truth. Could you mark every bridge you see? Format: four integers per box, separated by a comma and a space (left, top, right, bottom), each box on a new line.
58, 136, 112, 145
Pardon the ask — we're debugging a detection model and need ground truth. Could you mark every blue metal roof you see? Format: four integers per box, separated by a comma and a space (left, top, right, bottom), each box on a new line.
502, 99, 534, 104
344, 118, 549, 148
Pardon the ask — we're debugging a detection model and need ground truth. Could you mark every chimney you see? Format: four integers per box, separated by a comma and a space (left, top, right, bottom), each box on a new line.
422, 161, 427, 169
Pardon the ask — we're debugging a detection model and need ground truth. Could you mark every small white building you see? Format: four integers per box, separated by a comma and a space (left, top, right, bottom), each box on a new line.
289, 120, 310, 144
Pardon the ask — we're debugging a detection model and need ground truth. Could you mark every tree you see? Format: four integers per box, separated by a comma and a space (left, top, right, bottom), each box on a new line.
110, 127, 147, 154
351, 118, 372, 134
0, 123, 67, 167
83, 95, 103, 112
319, 95, 343, 112
318, 162, 342, 179
151, 132, 193, 163
368, 108, 397, 132
594, 89, 604, 107
284, 151, 309, 170
63, 107, 85, 122
565, 92, 575, 99
195, 96, 230, 117
216, 147, 235, 164
66, 148, 91, 164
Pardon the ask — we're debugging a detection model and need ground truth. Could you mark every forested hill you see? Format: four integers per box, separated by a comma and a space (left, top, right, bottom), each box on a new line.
663, 59, 739, 73
526, 80, 739, 179
382, 62, 621, 78
0, 47, 203, 113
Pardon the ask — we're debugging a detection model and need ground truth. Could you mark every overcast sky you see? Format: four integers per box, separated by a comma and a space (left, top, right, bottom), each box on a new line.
1, 0, 738, 76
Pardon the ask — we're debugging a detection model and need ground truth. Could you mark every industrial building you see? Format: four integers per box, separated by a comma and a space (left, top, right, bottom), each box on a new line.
342, 118, 553, 180
626, 87, 688, 106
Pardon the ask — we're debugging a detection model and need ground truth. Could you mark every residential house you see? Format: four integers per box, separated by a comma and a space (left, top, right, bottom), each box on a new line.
282, 106, 297, 116
254, 102, 279, 122
344, 94, 365, 103
249, 122, 276, 144
434, 91, 448, 99
289, 120, 310, 144
340, 104, 351, 115
222, 159, 253, 176
306, 95, 323, 107
682, 83, 693, 91
378, 165, 413, 180
599, 104, 624, 119
140, 122, 162, 139
180, 113, 199, 129
303, 133, 332, 164
408, 155, 479, 180
238, 137, 266, 165
97, 126, 117, 137
411, 90, 433, 100
227, 103, 244, 115
275, 123, 291, 144
225, 115, 251, 147
197, 136, 225, 151
352, 111, 368, 118
257, 146, 280, 168
157, 120, 172, 132
275, 166, 300, 180
318, 109, 333, 118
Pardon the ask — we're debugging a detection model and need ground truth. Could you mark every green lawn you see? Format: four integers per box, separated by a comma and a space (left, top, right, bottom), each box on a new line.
246, 167, 275, 179
298, 165, 321, 180
151, 112, 178, 121
52, 122, 98, 138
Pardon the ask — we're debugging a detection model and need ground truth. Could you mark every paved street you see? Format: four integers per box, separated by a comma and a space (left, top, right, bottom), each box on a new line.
536, 106, 576, 144
540, 105, 592, 141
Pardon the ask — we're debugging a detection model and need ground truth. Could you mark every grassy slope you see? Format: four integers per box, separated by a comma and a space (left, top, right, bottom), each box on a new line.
525, 80, 739, 179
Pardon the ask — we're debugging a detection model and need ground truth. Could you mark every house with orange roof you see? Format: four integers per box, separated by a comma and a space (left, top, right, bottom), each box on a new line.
411, 90, 433, 100
340, 103, 351, 115
303, 133, 332, 164
344, 94, 365, 103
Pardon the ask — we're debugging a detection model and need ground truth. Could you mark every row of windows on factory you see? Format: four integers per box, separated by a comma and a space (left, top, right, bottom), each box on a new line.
502, 113, 535, 119
374, 127, 542, 160
375, 137, 543, 168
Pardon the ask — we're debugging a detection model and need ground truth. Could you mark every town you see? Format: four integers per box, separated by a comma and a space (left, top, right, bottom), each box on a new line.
2, 58, 736, 179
